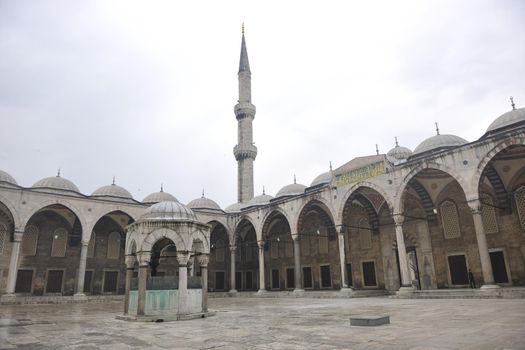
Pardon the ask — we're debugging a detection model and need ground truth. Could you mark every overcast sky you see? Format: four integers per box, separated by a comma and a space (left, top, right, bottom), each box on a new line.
0, 0, 524, 207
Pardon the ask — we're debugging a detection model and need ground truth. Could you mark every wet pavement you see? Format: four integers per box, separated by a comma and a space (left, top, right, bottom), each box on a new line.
0, 296, 524, 349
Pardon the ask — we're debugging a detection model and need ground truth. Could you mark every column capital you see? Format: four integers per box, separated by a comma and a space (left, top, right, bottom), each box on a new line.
291, 233, 300, 241
196, 254, 209, 267
13, 231, 23, 242
125, 255, 136, 268
335, 224, 346, 235
176, 251, 191, 265
393, 214, 405, 226
136, 252, 151, 266
80, 240, 90, 247
257, 240, 265, 248
229, 245, 237, 252
467, 198, 482, 214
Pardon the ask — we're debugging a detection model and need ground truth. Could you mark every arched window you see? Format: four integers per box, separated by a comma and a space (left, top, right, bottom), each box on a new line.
318, 228, 329, 254
21, 225, 39, 256
358, 218, 372, 250
440, 200, 461, 239
0, 222, 7, 255
481, 194, 498, 234
285, 235, 293, 258
214, 239, 225, 262
51, 228, 68, 257
107, 232, 121, 259
87, 232, 96, 258
514, 186, 525, 228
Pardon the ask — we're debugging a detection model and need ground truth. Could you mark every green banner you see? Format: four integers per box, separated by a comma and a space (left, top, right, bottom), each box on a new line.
335, 161, 385, 187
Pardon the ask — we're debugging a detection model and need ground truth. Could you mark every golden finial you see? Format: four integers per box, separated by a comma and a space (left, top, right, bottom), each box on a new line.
329, 161, 333, 171
242, 23, 245, 35
262, 186, 266, 195
57, 168, 61, 177
435, 122, 440, 135
511, 96, 516, 110
395, 136, 399, 147
294, 174, 297, 184
376, 144, 379, 155
202, 188, 205, 198
160, 183, 164, 192
112, 176, 116, 185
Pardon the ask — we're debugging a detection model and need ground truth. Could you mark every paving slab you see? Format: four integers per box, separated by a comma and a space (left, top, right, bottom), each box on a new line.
0, 297, 524, 349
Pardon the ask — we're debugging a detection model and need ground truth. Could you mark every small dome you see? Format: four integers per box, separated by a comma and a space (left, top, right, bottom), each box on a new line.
276, 183, 307, 198
0, 170, 17, 185
310, 171, 332, 187
247, 193, 273, 206
33, 175, 80, 193
387, 139, 413, 160
413, 134, 467, 155
143, 189, 178, 204
141, 201, 197, 221
225, 202, 246, 213
486, 107, 525, 133
187, 195, 221, 211
92, 183, 133, 199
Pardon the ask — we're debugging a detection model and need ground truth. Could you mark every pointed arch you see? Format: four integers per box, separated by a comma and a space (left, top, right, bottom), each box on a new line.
0, 195, 21, 230
395, 163, 469, 214
22, 200, 85, 234
140, 228, 187, 253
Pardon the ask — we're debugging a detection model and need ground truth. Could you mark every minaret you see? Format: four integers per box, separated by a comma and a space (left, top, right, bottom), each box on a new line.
233, 24, 257, 203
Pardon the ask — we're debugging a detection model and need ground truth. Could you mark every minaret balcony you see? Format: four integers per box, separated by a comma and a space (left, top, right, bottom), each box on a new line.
234, 102, 256, 118
233, 144, 258, 160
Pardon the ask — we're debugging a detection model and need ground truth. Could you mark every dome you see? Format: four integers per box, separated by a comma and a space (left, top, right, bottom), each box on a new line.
413, 134, 467, 155
187, 195, 221, 211
310, 171, 332, 187
387, 139, 413, 161
33, 175, 80, 193
141, 201, 197, 221
92, 183, 133, 199
143, 189, 178, 204
486, 107, 525, 133
246, 193, 273, 206
0, 170, 17, 185
225, 202, 246, 213
276, 182, 307, 198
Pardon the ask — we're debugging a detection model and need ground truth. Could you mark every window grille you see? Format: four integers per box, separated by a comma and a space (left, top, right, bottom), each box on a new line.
440, 200, 461, 239
106, 232, 120, 259
481, 194, 498, 234
51, 228, 68, 257
21, 225, 39, 256
515, 186, 525, 228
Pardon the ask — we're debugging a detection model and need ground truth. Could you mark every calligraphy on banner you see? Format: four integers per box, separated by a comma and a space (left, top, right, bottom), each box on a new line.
335, 161, 386, 187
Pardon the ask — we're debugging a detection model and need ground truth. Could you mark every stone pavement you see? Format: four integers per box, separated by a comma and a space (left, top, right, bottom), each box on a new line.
0, 297, 524, 349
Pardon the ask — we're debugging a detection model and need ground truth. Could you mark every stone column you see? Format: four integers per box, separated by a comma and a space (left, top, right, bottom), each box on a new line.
292, 234, 304, 292
177, 252, 191, 315
196, 254, 209, 313
4, 231, 23, 296
257, 240, 266, 293
229, 245, 237, 293
394, 215, 412, 290
136, 252, 150, 317
123, 255, 136, 315
468, 199, 498, 289
337, 226, 350, 289
74, 240, 89, 300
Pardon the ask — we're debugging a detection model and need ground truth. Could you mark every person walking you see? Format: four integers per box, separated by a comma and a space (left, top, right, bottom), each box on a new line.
468, 269, 476, 289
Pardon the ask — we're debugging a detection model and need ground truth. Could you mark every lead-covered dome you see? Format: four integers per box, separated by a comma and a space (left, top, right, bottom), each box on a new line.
412, 127, 467, 155
486, 107, 525, 133
188, 195, 221, 211
0, 170, 17, 185
143, 188, 178, 204
141, 201, 198, 221
92, 182, 133, 199
33, 174, 80, 193
310, 171, 332, 187
225, 202, 246, 213
276, 181, 307, 198
246, 192, 273, 206
387, 138, 413, 161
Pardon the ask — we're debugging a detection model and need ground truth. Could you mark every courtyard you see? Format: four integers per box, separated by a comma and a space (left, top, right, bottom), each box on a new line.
0, 296, 524, 349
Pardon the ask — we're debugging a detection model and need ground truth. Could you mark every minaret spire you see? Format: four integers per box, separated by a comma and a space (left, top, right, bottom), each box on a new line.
233, 24, 257, 203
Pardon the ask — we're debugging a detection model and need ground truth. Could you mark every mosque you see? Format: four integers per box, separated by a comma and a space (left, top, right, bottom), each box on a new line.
1, 30, 525, 306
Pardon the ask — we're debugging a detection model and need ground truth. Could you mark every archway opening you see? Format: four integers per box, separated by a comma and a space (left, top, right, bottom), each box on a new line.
208, 221, 230, 292
262, 211, 292, 291
234, 219, 258, 291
